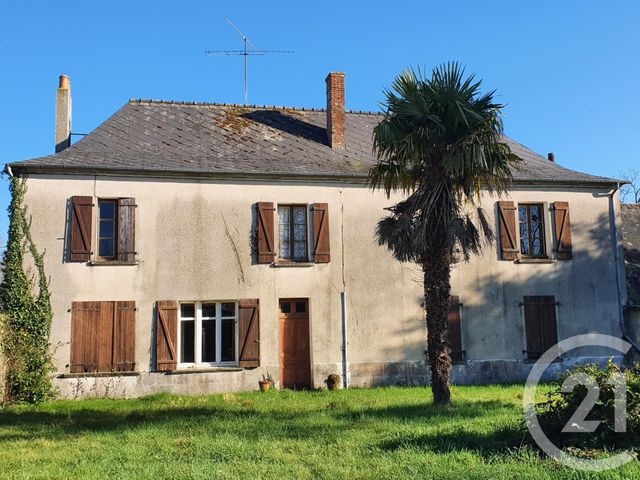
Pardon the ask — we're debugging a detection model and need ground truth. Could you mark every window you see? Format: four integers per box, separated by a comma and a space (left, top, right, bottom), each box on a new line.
178, 301, 237, 366
98, 200, 117, 259
278, 205, 308, 261
518, 204, 546, 257
69, 196, 136, 263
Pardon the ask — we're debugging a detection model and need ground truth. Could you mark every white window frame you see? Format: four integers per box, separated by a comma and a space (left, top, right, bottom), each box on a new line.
177, 301, 239, 368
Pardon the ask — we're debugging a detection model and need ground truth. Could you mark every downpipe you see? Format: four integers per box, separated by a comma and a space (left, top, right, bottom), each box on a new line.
602, 184, 640, 354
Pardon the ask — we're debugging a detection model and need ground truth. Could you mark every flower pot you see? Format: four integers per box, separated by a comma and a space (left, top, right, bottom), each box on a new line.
258, 381, 271, 392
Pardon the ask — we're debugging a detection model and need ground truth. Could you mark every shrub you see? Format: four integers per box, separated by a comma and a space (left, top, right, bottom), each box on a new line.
535, 360, 640, 450
0, 177, 54, 403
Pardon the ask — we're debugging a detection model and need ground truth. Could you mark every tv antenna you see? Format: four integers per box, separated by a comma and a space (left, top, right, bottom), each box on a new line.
205, 19, 294, 105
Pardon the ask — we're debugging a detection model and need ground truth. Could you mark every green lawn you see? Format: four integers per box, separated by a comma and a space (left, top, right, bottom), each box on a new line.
0, 385, 637, 479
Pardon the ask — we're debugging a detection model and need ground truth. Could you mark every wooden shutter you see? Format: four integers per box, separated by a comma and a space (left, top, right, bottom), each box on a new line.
113, 301, 136, 371
257, 202, 275, 263
70, 196, 93, 262
523, 296, 558, 360
156, 301, 178, 371
313, 203, 331, 263
497, 201, 518, 261
238, 299, 260, 368
70, 300, 136, 373
70, 301, 100, 373
553, 202, 572, 260
117, 198, 136, 262
447, 296, 464, 363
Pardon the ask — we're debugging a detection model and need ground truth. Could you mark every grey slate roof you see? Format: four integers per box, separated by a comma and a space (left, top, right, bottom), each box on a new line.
9, 100, 620, 185
622, 204, 640, 307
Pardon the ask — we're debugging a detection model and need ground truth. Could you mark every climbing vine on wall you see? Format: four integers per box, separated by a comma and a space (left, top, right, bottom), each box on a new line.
0, 176, 54, 403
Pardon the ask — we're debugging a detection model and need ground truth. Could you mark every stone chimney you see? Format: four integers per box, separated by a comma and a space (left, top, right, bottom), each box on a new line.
547, 152, 555, 162
55, 75, 72, 153
326, 72, 346, 149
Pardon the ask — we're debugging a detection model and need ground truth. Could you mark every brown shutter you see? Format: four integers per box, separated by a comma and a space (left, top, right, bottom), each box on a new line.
113, 301, 136, 372
257, 202, 275, 263
70, 300, 136, 373
117, 198, 136, 262
553, 202, 572, 260
70, 196, 93, 262
497, 201, 518, 261
313, 203, 331, 263
238, 299, 260, 368
70, 301, 100, 373
156, 301, 178, 371
523, 295, 558, 360
447, 296, 463, 363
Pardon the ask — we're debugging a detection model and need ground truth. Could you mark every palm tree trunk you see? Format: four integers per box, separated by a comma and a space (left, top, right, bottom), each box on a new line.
422, 249, 452, 406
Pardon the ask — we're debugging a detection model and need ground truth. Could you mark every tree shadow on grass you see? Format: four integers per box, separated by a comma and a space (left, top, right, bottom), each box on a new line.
334, 398, 516, 422
0, 404, 335, 443
380, 425, 531, 458
0, 396, 522, 449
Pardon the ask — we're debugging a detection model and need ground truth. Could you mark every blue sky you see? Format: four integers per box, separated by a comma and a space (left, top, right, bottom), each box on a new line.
1, 1, 639, 243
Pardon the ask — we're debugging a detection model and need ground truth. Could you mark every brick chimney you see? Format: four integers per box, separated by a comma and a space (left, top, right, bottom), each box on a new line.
326, 72, 346, 149
55, 74, 72, 153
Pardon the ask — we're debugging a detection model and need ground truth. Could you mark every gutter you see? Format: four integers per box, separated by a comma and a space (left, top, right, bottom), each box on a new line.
6, 163, 624, 189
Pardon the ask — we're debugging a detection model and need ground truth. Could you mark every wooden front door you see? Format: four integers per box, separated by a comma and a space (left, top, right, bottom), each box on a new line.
279, 298, 311, 389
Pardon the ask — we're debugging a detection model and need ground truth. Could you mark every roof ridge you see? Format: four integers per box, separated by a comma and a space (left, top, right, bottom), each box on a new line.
127, 98, 382, 115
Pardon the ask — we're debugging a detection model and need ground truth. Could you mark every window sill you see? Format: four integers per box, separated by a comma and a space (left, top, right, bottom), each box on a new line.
513, 258, 556, 264
58, 371, 140, 379
271, 262, 315, 268
166, 367, 243, 375
88, 260, 140, 266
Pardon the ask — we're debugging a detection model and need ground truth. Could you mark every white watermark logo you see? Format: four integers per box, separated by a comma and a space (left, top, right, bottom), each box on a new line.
522, 334, 634, 472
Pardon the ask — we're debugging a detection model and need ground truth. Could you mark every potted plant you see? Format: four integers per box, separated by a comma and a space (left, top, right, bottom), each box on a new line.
258, 373, 274, 392
324, 374, 341, 391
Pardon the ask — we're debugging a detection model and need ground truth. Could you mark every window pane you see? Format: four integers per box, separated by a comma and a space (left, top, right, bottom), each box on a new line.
202, 303, 216, 318
530, 206, 541, 222
99, 201, 115, 219
280, 234, 291, 259
293, 223, 306, 241
201, 319, 216, 362
521, 239, 530, 256
293, 241, 306, 260
530, 223, 542, 240
532, 238, 544, 256
279, 206, 291, 260
518, 206, 527, 222
280, 302, 291, 314
99, 220, 114, 238
293, 206, 306, 225
180, 320, 195, 363
278, 206, 290, 225
180, 303, 195, 318
221, 318, 235, 362
221, 302, 235, 317
295, 301, 307, 313
99, 239, 114, 258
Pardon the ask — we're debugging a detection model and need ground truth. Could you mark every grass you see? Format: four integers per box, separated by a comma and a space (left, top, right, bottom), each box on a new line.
0, 385, 637, 479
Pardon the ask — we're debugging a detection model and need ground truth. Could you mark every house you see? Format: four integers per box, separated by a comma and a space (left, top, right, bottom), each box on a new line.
6, 73, 631, 398
622, 203, 640, 359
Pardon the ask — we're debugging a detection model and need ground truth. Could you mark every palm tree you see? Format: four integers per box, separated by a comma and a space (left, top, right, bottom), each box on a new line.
369, 63, 517, 405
